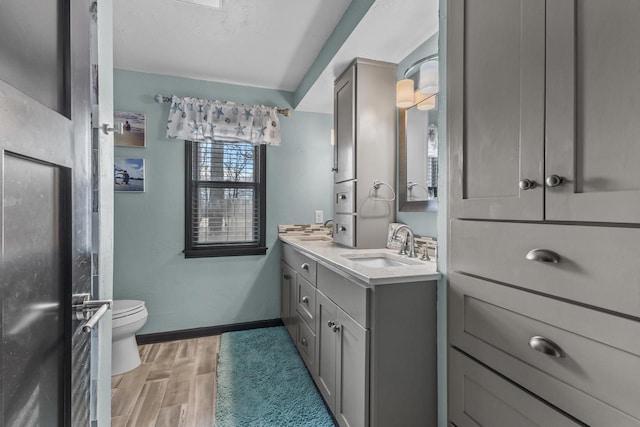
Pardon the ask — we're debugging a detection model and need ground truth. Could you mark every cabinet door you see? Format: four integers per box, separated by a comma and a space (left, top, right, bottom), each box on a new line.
546, 0, 640, 223
335, 309, 369, 427
281, 262, 296, 340
334, 65, 356, 183
315, 291, 338, 411
448, 0, 545, 220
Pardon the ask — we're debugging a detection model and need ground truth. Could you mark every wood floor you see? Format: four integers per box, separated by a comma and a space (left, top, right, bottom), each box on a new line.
111, 336, 220, 427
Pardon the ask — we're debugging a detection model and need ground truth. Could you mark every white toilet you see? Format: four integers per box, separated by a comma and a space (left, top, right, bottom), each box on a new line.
111, 300, 148, 376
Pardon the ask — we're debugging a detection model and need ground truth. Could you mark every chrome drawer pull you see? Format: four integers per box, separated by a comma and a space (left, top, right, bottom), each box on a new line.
525, 249, 561, 264
301, 263, 310, 271
302, 296, 309, 304
529, 336, 565, 358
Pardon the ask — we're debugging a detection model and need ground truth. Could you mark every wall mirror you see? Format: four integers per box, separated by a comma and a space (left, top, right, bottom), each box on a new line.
398, 54, 438, 212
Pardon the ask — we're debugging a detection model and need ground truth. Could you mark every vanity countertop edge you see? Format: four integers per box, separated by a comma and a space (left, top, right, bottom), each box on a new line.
279, 235, 441, 286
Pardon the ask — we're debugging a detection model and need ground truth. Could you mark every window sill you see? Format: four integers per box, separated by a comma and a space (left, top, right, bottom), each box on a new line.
184, 246, 268, 258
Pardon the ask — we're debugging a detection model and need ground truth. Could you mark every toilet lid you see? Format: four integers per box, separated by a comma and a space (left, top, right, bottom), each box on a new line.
113, 300, 145, 319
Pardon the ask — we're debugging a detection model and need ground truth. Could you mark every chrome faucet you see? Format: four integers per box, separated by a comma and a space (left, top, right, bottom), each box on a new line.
323, 219, 334, 237
391, 224, 417, 258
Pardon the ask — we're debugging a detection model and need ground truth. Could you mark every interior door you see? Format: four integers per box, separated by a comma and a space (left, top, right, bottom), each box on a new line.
448, 0, 545, 220
0, 0, 96, 425
545, 0, 640, 223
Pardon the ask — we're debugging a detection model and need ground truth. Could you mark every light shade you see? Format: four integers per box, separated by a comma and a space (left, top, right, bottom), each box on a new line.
415, 89, 436, 110
419, 59, 439, 94
396, 79, 415, 108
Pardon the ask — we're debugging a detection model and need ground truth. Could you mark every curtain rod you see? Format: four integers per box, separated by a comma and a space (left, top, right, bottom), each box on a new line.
153, 94, 292, 117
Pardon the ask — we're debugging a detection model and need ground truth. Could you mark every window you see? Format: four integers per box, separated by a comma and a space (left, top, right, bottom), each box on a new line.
185, 140, 266, 257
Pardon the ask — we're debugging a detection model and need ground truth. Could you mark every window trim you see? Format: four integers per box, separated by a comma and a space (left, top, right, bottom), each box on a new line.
184, 140, 267, 258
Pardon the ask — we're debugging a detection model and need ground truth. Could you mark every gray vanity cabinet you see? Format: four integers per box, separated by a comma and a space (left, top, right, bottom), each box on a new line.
316, 290, 369, 427
448, 0, 640, 425
333, 58, 397, 248
280, 262, 296, 340
449, 0, 640, 223
280, 241, 438, 426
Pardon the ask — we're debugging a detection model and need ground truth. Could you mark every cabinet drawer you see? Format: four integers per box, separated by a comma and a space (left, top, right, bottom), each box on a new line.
317, 264, 369, 328
451, 219, 640, 318
296, 315, 316, 375
449, 349, 580, 427
333, 213, 355, 248
282, 243, 317, 285
296, 276, 316, 331
335, 181, 356, 214
450, 272, 640, 427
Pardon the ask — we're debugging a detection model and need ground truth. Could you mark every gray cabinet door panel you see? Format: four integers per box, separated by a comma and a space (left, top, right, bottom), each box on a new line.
449, 272, 640, 427
315, 290, 338, 411
546, 0, 640, 222
335, 309, 369, 427
334, 67, 355, 183
281, 262, 296, 340
449, 349, 580, 427
449, 0, 545, 220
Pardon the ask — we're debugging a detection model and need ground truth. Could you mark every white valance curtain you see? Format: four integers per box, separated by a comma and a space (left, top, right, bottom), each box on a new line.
165, 96, 281, 146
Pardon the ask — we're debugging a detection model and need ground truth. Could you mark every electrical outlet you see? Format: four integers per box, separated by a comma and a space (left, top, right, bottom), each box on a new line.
315, 210, 324, 224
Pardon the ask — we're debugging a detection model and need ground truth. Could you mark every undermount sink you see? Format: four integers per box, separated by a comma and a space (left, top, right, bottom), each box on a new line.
341, 252, 421, 268
295, 235, 333, 242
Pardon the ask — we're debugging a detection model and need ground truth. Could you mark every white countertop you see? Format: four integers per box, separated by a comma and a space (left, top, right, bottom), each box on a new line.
279, 235, 441, 286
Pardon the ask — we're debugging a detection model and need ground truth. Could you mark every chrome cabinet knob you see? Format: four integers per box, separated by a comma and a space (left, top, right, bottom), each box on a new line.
545, 175, 566, 187
529, 336, 565, 358
332, 324, 340, 333
338, 226, 347, 232
301, 337, 308, 347
301, 263, 309, 271
331, 167, 338, 172
525, 249, 562, 264
519, 179, 537, 190
339, 194, 347, 200
328, 320, 336, 328
283, 274, 291, 280
302, 296, 309, 304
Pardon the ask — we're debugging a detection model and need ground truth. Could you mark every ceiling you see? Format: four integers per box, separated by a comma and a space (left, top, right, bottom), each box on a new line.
113, 0, 439, 114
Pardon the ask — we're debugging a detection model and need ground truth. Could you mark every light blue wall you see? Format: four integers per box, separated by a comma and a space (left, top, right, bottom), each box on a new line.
396, 32, 439, 237
113, 70, 333, 334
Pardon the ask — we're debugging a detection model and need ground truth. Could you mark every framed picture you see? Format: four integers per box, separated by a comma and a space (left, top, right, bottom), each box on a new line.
114, 111, 146, 147
115, 158, 145, 192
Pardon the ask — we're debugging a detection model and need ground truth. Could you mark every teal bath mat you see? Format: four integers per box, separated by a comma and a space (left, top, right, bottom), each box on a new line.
215, 326, 336, 427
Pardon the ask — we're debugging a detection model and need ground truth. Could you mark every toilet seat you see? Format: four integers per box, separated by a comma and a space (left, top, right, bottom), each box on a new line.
113, 299, 146, 319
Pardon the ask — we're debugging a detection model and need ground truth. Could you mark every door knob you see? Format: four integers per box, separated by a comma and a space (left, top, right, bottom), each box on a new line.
525, 249, 562, 264
545, 175, 566, 187
101, 122, 123, 135
529, 336, 565, 358
519, 179, 537, 190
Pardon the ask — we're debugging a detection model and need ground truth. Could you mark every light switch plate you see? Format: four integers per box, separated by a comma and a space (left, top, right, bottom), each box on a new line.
315, 210, 324, 224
